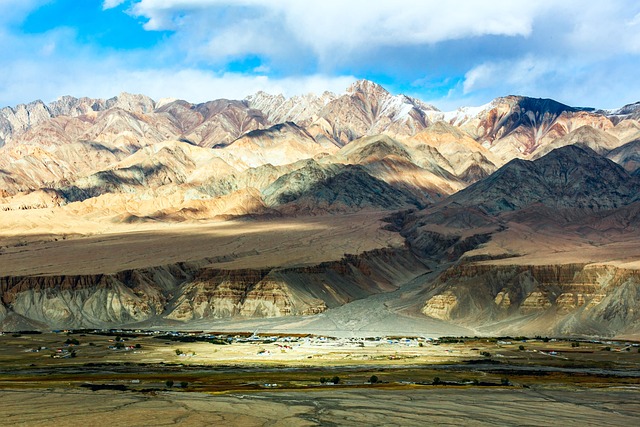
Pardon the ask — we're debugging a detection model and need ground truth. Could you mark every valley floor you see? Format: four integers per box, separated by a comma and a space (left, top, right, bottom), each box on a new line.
2, 387, 639, 426
0, 210, 403, 275
1, 332, 640, 426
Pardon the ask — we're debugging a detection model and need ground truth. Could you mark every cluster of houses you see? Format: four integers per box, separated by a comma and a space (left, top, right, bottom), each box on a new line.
52, 348, 74, 358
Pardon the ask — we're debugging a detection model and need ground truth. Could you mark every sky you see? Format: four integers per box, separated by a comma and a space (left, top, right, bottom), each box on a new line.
1, 0, 639, 111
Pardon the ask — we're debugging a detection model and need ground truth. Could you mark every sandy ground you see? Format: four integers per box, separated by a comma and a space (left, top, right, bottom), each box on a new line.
0, 333, 477, 369
1, 387, 639, 426
0, 210, 403, 275
466, 222, 640, 268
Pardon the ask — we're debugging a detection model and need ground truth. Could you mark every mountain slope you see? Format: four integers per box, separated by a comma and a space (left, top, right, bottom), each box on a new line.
2, 81, 640, 335
446, 145, 637, 215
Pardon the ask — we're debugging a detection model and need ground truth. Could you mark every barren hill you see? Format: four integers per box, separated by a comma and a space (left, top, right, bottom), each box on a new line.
1, 81, 640, 336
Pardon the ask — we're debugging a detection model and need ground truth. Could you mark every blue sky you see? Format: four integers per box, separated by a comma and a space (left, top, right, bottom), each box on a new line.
1, 0, 639, 110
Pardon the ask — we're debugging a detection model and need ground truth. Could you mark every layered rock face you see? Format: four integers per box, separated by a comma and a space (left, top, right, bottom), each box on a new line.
423, 263, 640, 336
0, 265, 189, 328
0, 249, 427, 329
398, 143, 640, 336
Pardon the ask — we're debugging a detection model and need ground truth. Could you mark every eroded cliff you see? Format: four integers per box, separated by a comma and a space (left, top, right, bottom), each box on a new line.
0, 248, 427, 329
422, 263, 640, 336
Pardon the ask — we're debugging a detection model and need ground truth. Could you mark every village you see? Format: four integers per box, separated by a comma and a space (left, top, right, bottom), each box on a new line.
0, 328, 639, 398
2, 328, 639, 367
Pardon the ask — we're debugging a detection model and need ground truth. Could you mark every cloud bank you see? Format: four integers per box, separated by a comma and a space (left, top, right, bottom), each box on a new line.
0, 0, 638, 110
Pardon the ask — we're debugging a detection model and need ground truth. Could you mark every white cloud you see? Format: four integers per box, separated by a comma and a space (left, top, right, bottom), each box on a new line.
0, 0, 49, 25
463, 56, 554, 95
458, 54, 640, 110
1, 0, 639, 112
0, 56, 356, 106
130, 0, 544, 63
103, 0, 126, 10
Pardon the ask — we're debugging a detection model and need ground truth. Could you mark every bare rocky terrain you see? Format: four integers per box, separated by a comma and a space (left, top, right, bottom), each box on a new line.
1, 80, 640, 337
2, 81, 640, 425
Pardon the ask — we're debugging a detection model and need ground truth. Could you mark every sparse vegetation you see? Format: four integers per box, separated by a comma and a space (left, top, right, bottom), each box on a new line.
2, 331, 640, 398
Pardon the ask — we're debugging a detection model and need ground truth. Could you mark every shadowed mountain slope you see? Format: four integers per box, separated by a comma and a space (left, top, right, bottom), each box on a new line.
446, 145, 637, 215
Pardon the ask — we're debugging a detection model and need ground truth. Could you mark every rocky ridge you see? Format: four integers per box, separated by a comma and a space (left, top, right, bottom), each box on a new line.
0, 248, 427, 329
2, 81, 640, 335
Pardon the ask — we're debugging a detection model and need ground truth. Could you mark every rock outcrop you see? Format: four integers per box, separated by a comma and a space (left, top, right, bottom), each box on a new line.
422, 263, 640, 336
0, 248, 427, 329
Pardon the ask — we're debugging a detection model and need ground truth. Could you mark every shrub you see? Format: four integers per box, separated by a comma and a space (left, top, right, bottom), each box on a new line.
501, 377, 510, 386
166, 380, 174, 388
180, 381, 188, 388
369, 375, 379, 384
135, 343, 142, 349
432, 377, 441, 385
320, 377, 327, 384
331, 376, 340, 385
518, 345, 525, 351
175, 349, 183, 356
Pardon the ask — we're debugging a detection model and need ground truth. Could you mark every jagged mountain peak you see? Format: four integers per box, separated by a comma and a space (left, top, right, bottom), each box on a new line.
345, 79, 438, 112
425, 120, 467, 137
338, 134, 412, 163
346, 79, 388, 96
530, 124, 621, 159
448, 144, 636, 215
244, 90, 287, 106
605, 101, 640, 116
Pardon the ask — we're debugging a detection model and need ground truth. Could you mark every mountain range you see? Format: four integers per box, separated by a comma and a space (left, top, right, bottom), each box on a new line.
1, 80, 640, 337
